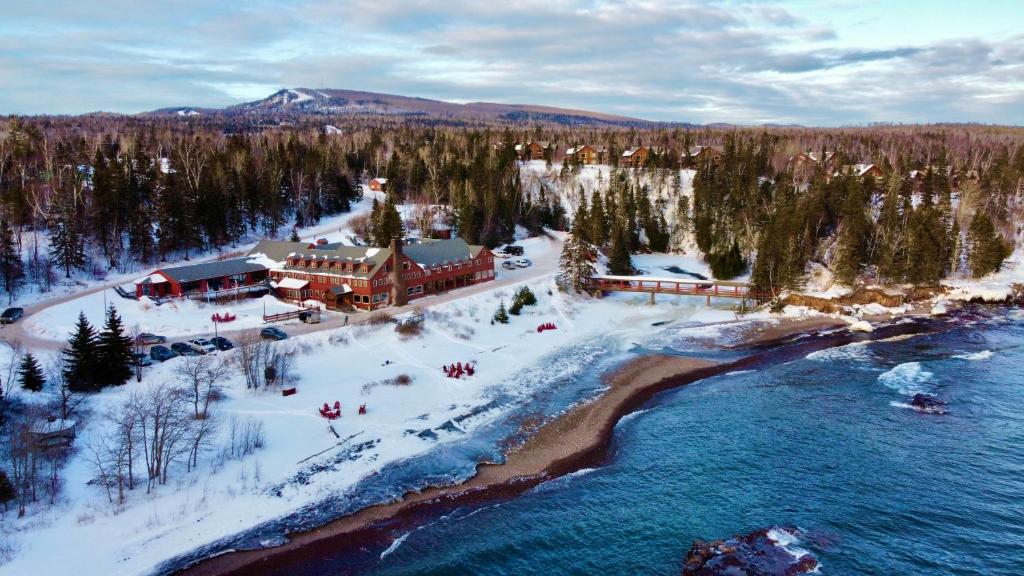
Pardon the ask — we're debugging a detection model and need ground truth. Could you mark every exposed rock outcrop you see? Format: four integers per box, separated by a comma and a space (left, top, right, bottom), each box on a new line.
910, 393, 949, 415
682, 527, 818, 575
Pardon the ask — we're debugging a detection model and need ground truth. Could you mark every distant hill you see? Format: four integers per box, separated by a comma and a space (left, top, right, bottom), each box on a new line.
146, 88, 663, 127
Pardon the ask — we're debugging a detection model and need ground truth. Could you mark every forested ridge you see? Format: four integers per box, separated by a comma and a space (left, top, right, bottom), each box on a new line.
0, 115, 1020, 302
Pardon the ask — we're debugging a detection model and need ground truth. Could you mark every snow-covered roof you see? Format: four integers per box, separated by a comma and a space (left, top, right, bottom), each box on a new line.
136, 272, 169, 285
370, 177, 388, 184
276, 277, 309, 290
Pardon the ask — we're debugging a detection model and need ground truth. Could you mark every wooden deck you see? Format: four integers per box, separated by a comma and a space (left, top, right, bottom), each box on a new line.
588, 275, 770, 305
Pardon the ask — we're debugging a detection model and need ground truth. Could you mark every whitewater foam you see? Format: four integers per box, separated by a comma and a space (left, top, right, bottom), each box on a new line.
878, 362, 934, 395
380, 532, 410, 559
953, 350, 994, 361
806, 341, 870, 363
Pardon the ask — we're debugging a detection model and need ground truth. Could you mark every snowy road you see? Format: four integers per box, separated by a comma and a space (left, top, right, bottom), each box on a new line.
0, 233, 563, 352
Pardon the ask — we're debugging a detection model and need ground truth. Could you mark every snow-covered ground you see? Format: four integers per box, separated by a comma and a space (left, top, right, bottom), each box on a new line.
6, 190, 385, 310
23, 293, 304, 343
0, 238, 752, 576
943, 248, 1024, 302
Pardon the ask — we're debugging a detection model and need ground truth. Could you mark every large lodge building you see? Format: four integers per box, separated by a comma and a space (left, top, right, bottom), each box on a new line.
251, 237, 495, 310
135, 237, 495, 311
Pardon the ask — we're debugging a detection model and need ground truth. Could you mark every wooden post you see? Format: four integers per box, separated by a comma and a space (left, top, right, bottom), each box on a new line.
649, 290, 656, 305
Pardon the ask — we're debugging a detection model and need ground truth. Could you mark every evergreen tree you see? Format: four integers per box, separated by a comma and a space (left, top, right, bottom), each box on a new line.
492, 300, 509, 324
17, 352, 45, 392
607, 221, 633, 275
0, 470, 14, 512
589, 191, 607, 247
373, 198, 404, 247
0, 218, 24, 303
289, 228, 301, 242
832, 177, 873, 284
557, 226, 597, 294
509, 285, 538, 315
48, 194, 86, 278
967, 212, 1010, 278
97, 305, 134, 387
707, 240, 747, 279
62, 312, 100, 392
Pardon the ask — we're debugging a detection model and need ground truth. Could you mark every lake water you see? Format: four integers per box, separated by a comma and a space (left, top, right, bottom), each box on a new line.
361, 308, 1024, 575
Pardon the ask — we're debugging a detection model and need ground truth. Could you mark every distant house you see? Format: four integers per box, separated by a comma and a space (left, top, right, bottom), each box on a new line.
841, 163, 884, 180
368, 177, 388, 192
787, 151, 835, 181
621, 146, 650, 168
565, 145, 600, 165
135, 257, 270, 299
515, 141, 548, 161
250, 237, 495, 311
686, 145, 724, 167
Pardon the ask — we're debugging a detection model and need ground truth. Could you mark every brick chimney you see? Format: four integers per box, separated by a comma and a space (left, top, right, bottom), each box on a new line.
390, 238, 408, 306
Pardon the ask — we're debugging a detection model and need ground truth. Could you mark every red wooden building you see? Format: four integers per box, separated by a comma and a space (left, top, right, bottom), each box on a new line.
135, 257, 270, 299
250, 237, 495, 310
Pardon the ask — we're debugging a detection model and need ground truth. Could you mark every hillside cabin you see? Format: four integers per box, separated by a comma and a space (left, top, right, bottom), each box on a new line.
787, 151, 835, 181
686, 145, 724, 167
250, 237, 495, 311
515, 141, 549, 161
368, 177, 388, 192
136, 257, 270, 299
621, 146, 650, 168
565, 145, 600, 165
841, 163, 884, 180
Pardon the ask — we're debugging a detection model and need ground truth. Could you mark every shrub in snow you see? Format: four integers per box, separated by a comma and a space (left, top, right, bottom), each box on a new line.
509, 286, 538, 315
493, 300, 509, 324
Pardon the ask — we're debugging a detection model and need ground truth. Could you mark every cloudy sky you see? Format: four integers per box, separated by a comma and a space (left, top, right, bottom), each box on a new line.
2, 0, 1022, 125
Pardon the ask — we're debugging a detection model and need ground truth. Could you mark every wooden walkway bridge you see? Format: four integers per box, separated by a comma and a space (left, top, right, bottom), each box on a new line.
588, 275, 771, 306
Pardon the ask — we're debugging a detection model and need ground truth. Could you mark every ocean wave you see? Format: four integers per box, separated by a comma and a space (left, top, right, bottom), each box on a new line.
878, 362, 933, 395
380, 531, 410, 559
617, 408, 650, 427
953, 350, 994, 361
723, 369, 756, 377
530, 467, 600, 494
806, 341, 870, 363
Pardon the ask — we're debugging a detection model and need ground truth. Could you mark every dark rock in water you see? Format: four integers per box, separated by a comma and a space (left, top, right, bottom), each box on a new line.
910, 393, 948, 414
682, 527, 817, 575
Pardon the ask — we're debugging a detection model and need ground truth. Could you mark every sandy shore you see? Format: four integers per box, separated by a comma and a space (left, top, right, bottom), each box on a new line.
176, 312, 900, 576
177, 354, 722, 576
737, 316, 847, 347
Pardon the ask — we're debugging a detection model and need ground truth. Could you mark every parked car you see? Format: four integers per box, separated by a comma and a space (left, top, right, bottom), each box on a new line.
188, 338, 217, 355
135, 332, 167, 345
494, 251, 510, 259
502, 245, 524, 256
0, 307, 24, 324
501, 260, 517, 270
210, 336, 234, 351
170, 342, 199, 356
514, 258, 532, 268
132, 352, 153, 367
150, 345, 179, 362
260, 326, 288, 341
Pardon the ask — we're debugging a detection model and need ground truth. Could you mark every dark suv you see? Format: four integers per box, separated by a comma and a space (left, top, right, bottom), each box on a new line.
150, 345, 178, 362
502, 245, 524, 256
0, 307, 24, 324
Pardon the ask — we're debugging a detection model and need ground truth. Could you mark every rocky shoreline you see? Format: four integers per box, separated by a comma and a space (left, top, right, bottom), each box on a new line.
173, 314, 949, 576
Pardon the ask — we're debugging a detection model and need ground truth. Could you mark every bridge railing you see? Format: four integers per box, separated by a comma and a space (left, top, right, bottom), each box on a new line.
588, 275, 770, 303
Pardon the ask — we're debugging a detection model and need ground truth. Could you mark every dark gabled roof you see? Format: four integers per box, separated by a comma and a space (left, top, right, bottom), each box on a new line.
404, 238, 479, 268
250, 237, 487, 275
156, 257, 267, 284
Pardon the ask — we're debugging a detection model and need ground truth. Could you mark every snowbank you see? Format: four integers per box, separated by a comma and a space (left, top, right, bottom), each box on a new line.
24, 293, 302, 342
